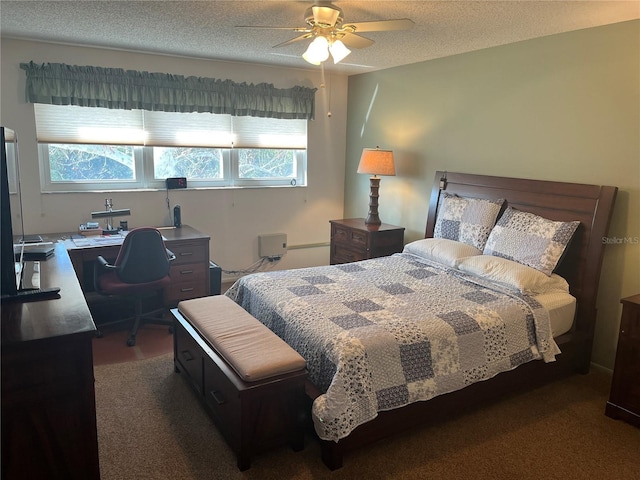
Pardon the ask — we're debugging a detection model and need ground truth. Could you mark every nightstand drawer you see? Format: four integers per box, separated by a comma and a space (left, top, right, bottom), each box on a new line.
332, 223, 367, 249
331, 245, 366, 264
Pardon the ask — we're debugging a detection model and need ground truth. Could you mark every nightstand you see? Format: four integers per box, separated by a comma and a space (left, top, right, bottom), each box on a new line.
330, 218, 405, 265
605, 294, 640, 427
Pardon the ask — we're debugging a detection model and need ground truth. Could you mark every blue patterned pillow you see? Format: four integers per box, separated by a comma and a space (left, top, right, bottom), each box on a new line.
433, 193, 505, 251
483, 207, 580, 276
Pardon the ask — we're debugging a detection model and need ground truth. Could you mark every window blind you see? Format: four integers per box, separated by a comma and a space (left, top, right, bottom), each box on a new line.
34, 104, 307, 149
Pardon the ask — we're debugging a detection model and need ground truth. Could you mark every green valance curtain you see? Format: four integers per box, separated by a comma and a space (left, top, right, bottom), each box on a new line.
20, 61, 317, 120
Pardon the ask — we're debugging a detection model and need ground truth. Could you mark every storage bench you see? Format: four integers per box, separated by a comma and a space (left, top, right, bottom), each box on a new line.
171, 295, 307, 471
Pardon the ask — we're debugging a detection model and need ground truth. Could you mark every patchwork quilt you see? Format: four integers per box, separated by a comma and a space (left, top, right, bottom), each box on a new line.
225, 253, 560, 442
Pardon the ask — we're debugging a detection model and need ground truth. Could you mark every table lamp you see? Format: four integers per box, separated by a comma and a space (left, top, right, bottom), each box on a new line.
357, 146, 396, 225
91, 198, 131, 235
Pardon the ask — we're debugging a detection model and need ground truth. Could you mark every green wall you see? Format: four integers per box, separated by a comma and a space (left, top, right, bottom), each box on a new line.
344, 20, 639, 369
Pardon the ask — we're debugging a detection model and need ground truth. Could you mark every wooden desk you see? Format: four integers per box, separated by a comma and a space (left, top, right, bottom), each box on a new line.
1, 243, 100, 480
62, 225, 210, 306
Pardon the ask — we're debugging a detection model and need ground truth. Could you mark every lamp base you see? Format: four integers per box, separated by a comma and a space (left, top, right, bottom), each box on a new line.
365, 176, 382, 225
365, 213, 381, 226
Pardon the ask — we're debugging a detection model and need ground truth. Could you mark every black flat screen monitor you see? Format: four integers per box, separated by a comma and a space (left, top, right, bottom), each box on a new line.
1, 126, 23, 297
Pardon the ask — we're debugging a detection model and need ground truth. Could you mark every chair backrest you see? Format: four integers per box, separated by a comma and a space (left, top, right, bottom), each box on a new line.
114, 227, 171, 284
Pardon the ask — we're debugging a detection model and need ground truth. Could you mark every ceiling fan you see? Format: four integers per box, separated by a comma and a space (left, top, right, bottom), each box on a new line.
238, 2, 415, 65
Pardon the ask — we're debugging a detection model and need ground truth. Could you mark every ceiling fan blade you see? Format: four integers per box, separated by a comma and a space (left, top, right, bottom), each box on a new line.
340, 33, 375, 49
343, 18, 415, 33
236, 25, 309, 32
272, 34, 313, 48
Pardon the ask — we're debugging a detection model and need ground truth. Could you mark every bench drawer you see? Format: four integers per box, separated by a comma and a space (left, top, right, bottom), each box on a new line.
175, 322, 204, 395
203, 357, 242, 445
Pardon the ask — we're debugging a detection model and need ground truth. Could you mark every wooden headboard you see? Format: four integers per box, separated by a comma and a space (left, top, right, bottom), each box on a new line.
425, 171, 617, 361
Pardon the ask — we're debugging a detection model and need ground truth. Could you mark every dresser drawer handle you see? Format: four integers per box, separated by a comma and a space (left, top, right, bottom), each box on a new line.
181, 350, 194, 362
180, 270, 194, 275
210, 390, 226, 405
179, 252, 194, 257
180, 287, 195, 292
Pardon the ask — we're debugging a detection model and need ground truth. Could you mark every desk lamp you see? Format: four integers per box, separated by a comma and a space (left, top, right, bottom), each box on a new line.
91, 199, 131, 235
357, 147, 396, 225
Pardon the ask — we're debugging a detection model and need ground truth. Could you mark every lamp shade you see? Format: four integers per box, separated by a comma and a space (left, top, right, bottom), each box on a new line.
357, 147, 396, 176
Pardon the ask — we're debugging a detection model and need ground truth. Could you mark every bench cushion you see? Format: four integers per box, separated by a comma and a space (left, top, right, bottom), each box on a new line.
177, 295, 306, 382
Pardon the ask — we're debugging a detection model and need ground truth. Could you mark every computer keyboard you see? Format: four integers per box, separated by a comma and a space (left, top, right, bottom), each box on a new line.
1, 287, 61, 303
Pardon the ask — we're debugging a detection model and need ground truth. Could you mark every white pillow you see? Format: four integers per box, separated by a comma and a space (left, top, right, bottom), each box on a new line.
457, 255, 570, 295
403, 238, 481, 268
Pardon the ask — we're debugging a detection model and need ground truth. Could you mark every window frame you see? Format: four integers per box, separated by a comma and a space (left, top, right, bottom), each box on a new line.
39, 144, 307, 192
34, 104, 309, 192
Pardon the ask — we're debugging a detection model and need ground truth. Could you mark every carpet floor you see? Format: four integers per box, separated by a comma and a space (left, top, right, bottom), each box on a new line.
94, 354, 640, 480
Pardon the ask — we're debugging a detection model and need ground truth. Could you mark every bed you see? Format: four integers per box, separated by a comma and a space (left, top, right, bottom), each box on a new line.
225, 171, 617, 469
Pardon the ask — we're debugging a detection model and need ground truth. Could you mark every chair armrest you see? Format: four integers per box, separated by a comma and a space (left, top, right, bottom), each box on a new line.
94, 255, 117, 294
166, 248, 176, 262
96, 255, 117, 270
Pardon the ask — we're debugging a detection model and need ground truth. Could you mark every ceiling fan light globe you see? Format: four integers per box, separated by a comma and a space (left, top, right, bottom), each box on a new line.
329, 39, 351, 63
302, 49, 322, 65
303, 36, 330, 64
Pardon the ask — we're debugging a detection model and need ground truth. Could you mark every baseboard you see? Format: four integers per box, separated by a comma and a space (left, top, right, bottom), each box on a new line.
590, 362, 613, 375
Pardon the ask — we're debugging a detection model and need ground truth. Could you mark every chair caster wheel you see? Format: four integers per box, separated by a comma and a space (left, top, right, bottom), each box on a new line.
126, 337, 136, 347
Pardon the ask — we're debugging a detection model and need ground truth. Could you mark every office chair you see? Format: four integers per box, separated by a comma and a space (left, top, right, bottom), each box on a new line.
94, 227, 176, 346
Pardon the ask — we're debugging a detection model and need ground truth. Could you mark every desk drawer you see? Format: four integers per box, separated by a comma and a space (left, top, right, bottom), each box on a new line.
170, 241, 208, 266
166, 267, 208, 303
170, 262, 207, 283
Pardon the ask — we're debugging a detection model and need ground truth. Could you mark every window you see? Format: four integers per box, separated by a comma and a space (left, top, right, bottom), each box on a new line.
35, 104, 307, 191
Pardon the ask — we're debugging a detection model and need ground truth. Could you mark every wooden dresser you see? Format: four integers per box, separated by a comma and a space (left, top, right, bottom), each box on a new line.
330, 218, 405, 265
1, 243, 100, 479
605, 294, 640, 427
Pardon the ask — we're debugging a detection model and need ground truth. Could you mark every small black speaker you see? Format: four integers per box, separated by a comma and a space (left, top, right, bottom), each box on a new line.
173, 205, 181, 228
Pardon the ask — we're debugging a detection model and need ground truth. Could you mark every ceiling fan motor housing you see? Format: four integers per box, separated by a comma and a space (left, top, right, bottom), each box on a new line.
305, 4, 344, 28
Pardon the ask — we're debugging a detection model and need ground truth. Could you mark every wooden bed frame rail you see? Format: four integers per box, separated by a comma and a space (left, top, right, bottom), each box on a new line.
316, 171, 617, 470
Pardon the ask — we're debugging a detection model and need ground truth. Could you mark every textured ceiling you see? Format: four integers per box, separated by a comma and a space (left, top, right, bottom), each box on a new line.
1, 1, 638, 75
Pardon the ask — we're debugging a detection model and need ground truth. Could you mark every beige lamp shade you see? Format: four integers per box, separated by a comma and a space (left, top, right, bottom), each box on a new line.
357, 147, 396, 177
357, 146, 395, 225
